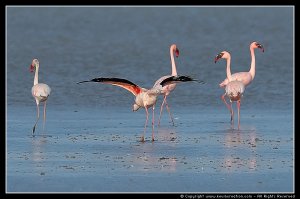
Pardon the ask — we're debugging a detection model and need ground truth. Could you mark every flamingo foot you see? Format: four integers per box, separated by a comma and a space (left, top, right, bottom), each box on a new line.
32, 125, 36, 135
140, 136, 145, 142
152, 136, 155, 142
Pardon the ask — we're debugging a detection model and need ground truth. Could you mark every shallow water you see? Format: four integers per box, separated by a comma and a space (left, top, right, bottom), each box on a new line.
7, 106, 293, 192
6, 6, 294, 193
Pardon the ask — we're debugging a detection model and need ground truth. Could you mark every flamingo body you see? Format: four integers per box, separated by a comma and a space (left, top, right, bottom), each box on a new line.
225, 80, 245, 102
219, 72, 252, 88
32, 83, 51, 103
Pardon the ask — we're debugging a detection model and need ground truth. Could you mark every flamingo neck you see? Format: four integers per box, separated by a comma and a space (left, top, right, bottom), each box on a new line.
34, 65, 39, 85
249, 47, 256, 80
170, 47, 177, 76
226, 57, 232, 81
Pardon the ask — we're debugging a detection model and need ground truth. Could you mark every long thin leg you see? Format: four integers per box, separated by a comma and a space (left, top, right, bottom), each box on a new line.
141, 108, 149, 142
230, 101, 234, 128
237, 100, 241, 130
165, 98, 175, 126
157, 95, 166, 127
221, 93, 233, 122
152, 105, 155, 142
43, 101, 47, 133
33, 103, 40, 135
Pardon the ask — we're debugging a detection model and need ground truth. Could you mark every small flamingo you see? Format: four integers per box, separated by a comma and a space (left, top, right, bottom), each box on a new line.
153, 44, 179, 126
215, 51, 245, 129
77, 75, 198, 142
30, 59, 51, 134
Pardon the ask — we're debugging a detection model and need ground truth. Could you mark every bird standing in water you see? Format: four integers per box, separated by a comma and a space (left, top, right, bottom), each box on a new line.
153, 44, 179, 126
215, 51, 245, 129
30, 59, 51, 135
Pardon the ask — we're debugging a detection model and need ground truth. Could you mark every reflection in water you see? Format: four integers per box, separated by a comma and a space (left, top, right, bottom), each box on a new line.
156, 128, 178, 142
223, 128, 258, 172
31, 135, 47, 174
130, 128, 177, 173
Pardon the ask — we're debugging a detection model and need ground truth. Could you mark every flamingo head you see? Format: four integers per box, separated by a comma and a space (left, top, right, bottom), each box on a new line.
251, 41, 264, 52
29, 59, 39, 72
255, 42, 264, 52
214, 52, 225, 63
171, 44, 179, 58
215, 51, 230, 63
132, 103, 141, 112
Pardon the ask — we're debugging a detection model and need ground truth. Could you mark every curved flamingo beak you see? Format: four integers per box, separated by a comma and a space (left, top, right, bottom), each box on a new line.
214, 57, 219, 63
175, 48, 179, 58
29, 64, 35, 72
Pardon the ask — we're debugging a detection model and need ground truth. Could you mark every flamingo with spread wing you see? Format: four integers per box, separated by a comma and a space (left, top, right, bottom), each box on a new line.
78, 75, 199, 142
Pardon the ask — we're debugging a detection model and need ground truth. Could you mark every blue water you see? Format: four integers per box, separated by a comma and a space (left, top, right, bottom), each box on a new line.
6, 6, 294, 193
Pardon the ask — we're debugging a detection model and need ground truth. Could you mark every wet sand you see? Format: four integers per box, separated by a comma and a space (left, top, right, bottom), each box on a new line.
6, 106, 294, 193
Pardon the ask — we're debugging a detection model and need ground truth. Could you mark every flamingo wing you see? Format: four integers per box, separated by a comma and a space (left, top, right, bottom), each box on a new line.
78, 77, 142, 96
160, 75, 204, 87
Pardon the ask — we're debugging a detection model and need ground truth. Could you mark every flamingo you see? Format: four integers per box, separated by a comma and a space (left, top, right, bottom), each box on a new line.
215, 51, 245, 129
30, 59, 51, 135
153, 44, 179, 126
77, 75, 198, 142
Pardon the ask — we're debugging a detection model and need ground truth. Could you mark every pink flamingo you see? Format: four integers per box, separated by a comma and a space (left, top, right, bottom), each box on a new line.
153, 44, 179, 126
215, 51, 245, 129
30, 59, 51, 134
77, 75, 197, 142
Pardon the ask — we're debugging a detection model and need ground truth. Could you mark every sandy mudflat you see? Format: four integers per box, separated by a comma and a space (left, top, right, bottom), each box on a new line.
6, 106, 294, 193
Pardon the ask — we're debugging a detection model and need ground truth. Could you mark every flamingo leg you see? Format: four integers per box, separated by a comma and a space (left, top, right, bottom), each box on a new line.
237, 100, 241, 130
152, 105, 155, 142
33, 103, 40, 135
157, 95, 166, 127
141, 107, 149, 142
230, 101, 234, 128
43, 101, 47, 133
221, 93, 233, 122
165, 97, 175, 126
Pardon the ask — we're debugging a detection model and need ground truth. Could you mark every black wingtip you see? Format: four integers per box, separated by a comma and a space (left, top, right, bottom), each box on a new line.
160, 75, 206, 87
77, 80, 91, 84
